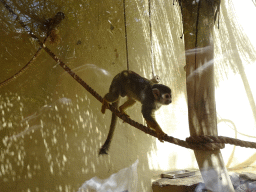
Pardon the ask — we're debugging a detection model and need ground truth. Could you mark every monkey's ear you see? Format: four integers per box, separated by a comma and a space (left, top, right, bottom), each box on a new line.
152, 88, 160, 100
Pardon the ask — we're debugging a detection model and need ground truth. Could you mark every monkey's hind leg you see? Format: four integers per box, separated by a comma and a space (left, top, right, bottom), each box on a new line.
101, 81, 121, 114
101, 99, 109, 114
119, 97, 136, 118
99, 101, 119, 155
101, 90, 120, 114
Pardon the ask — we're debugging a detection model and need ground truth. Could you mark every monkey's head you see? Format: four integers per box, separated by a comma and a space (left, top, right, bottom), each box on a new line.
152, 84, 172, 105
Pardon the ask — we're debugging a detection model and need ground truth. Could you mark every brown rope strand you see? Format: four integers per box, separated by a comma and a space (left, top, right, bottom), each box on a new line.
0, 46, 42, 88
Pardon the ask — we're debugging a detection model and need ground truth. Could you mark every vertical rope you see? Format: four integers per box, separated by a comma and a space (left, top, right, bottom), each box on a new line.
123, 0, 129, 70
194, 0, 201, 69
148, 0, 155, 77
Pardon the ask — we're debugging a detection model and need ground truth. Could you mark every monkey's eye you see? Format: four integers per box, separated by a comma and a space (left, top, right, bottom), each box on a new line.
163, 94, 171, 99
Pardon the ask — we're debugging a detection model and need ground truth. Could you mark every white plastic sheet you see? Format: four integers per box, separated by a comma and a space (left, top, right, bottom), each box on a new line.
78, 159, 139, 192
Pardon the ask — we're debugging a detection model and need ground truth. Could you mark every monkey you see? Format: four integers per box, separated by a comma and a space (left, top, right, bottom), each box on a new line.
150, 75, 161, 84
99, 70, 172, 155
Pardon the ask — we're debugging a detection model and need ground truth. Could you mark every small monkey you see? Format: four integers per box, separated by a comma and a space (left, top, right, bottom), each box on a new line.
99, 70, 172, 155
150, 75, 161, 84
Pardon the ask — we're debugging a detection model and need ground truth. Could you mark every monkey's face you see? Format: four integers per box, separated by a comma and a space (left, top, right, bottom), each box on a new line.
160, 92, 172, 105
152, 85, 172, 105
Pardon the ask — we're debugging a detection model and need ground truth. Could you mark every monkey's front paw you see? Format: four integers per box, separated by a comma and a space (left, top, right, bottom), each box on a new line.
101, 99, 109, 114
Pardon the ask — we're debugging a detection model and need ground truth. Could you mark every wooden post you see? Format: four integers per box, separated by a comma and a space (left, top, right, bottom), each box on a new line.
181, 1, 234, 191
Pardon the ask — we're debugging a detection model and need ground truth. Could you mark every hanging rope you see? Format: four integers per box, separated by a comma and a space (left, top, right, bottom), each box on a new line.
2, 0, 256, 151
123, 0, 156, 76
123, 0, 129, 70
148, 0, 155, 77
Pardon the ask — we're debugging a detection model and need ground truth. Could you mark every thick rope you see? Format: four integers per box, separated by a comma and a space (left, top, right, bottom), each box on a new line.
187, 135, 256, 150
2, 0, 256, 151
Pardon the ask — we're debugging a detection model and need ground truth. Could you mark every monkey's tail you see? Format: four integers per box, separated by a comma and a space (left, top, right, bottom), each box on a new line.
99, 100, 119, 155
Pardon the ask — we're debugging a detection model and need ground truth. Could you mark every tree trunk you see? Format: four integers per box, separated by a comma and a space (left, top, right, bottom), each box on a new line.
181, 0, 234, 191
